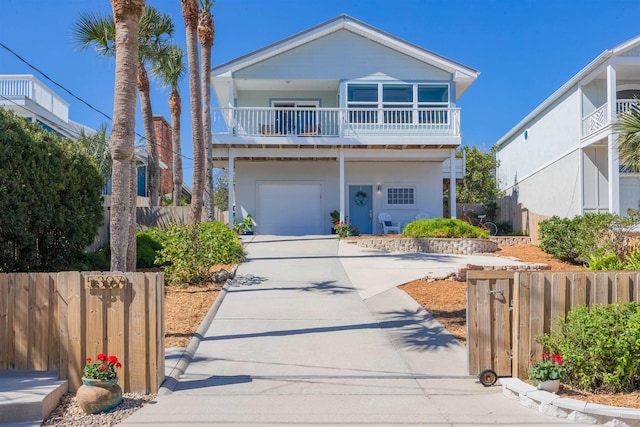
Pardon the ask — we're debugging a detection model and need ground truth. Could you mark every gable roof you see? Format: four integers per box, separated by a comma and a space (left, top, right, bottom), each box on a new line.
495, 34, 640, 148
211, 14, 479, 99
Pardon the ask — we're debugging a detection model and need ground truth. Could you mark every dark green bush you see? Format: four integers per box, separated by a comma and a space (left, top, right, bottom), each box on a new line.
156, 221, 245, 285
71, 245, 111, 271
136, 231, 165, 269
537, 302, 640, 393
538, 213, 615, 264
403, 218, 489, 239
0, 109, 104, 271
495, 220, 513, 236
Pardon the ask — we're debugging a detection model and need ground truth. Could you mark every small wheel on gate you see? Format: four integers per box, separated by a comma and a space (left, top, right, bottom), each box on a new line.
479, 369, 498, 387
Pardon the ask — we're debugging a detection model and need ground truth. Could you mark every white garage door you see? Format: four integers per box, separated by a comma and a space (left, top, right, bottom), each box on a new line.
257, 183, 322, 235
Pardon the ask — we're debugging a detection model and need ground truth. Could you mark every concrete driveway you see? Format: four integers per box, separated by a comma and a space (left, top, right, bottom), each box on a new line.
122, 235, 586, 426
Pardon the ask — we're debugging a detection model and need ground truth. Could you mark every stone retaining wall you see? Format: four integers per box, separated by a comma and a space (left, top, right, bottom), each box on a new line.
349, 237, 498, 255
490, 236, 532, 246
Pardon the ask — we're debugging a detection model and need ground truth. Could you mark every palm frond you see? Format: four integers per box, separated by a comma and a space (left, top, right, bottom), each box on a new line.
151, 44, 186, 90
72, 12, 115, 57
615, 104, 640, 169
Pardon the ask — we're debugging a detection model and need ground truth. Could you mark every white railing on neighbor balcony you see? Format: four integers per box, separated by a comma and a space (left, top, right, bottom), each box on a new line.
582, 100, 640, 139
0, 74, 69, 121
211, 106, 460, 138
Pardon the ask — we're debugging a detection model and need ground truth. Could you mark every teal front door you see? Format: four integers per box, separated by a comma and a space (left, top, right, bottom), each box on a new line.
349, 185, 372, 234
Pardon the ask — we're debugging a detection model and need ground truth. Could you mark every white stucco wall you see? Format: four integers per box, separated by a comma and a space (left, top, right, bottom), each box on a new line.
502, 150, 581, 218
234, 160, 443, 233
235, 29, 452, 82
237, 90, 338, 108
497, 88, 581, 197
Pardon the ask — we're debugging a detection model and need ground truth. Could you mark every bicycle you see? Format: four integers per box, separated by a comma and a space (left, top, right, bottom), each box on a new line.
461, 208, 498, 236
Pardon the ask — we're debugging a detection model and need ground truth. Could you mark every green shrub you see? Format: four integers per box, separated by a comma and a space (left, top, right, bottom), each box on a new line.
71, 245, 111, 271
586, 253, 624, 271
402, 218, 489, 239
538, 213, 615, 264
156, 221, 245, 285
537, 302, 640, 393
0, 109, 104, 272
136, 231, 165, 269
624, 248, 640, 270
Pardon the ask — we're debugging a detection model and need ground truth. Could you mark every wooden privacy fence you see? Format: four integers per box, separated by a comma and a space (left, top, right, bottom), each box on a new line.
467, 270, 640, 380
0, 271, 164, 393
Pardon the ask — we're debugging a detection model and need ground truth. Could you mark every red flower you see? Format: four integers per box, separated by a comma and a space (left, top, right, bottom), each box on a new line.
108, 355, 118, 364
115, 362, 122, 368
98, 365, 108, 371
86, 357, 92, 363
541, 352, 550, 359
553, 354, 563, 365
334, 221, 339, 225
97, 353, 107, 361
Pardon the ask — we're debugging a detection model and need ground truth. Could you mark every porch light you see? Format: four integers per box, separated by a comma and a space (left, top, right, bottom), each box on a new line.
377, 184, 382, 193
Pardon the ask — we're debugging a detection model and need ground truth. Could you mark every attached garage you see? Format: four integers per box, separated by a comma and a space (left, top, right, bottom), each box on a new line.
256, 182, 323, 235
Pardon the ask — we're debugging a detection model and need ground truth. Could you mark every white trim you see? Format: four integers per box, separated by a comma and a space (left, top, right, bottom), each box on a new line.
228, 150, 235, 230
339, 149, 345, 222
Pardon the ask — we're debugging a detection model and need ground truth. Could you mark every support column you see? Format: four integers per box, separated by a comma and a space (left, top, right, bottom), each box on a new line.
228, 80, 235, 133
450, 149, 457, 219
578, 146, 584, 214
339, 149, 345, 222
607, 65, 619, 214
227, 149, 235, 230
609, 134, 620, 214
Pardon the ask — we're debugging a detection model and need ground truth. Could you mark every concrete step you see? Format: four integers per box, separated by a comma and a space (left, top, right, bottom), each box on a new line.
0, 370, 68, 425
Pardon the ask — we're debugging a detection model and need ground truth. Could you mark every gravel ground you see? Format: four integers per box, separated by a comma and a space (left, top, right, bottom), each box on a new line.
42, 392, 156, 426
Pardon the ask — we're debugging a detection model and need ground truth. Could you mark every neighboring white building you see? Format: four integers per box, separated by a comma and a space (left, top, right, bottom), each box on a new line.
210, 14, 479, 235
495, 35, 640, 220
0, 74, 94, 139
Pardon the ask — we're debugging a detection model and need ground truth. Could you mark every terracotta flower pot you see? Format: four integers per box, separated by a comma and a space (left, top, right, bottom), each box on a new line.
76, 377, 123, 414
536, 379, 560, 393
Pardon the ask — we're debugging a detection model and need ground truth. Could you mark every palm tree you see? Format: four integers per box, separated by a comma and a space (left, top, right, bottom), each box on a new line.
199, 0, 215, 221
108, 0, 144, 271
73, 5, 174, 207
180, 0, 205, 224
152, 44, 186, 206
616, 104, 640, 171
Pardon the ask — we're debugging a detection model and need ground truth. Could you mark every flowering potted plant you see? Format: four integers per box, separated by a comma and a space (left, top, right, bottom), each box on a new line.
77, 353, 123, 414
528, 352, 566, 392
333, 218, 361, 238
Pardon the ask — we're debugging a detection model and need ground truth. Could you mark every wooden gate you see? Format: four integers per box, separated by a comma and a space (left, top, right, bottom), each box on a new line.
467, 270, 640, 379
467, 271, 514, 377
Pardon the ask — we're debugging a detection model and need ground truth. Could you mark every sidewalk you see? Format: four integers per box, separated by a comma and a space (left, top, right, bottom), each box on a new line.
121, 235, 583, 426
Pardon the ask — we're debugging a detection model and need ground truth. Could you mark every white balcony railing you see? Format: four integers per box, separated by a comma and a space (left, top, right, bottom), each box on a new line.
582, 100, 640, 139
0, 74, 69, 121
212, 106, 460, 138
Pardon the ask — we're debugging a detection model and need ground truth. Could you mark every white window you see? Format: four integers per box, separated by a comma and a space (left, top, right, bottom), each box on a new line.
385, 186, 416, 208
346, 82, 450, 125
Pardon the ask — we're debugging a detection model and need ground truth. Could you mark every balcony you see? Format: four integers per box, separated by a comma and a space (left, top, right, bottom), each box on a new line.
212, 106, 460, 138
0, 74, 69, 122
582, 99, 640, 139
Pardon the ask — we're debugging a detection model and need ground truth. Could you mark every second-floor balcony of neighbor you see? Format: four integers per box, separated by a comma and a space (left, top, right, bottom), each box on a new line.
212, 105, 460, 138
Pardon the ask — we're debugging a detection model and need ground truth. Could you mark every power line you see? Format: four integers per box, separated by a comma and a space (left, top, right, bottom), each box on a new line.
0, 41, 194, 162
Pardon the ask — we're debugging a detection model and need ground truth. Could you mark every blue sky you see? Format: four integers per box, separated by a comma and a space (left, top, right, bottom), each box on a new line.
2, 0, 640, 187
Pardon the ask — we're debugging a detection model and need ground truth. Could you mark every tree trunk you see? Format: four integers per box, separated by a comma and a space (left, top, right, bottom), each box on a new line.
199, 8, 214, 221
181, 0, 204, 224
201, 43, 214, 221
126, 159, 137, 272
109, 0, 143, 272
137, 64, 160, 207
169, 88, 183, 206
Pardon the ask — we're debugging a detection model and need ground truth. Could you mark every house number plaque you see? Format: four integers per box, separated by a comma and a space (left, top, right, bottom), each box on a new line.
85, 275, 127, 290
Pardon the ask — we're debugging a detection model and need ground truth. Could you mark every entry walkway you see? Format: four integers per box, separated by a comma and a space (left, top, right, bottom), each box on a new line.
122, 235, 584, 426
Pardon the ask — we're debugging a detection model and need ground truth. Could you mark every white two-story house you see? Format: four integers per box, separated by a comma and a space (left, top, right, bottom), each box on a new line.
495, 35, 640, 221
211, 15, 479, 235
